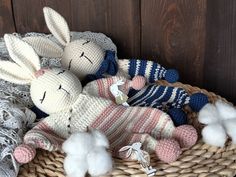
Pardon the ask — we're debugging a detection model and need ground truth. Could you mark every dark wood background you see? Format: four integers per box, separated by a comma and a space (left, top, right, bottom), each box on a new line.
1, 0, 236, 103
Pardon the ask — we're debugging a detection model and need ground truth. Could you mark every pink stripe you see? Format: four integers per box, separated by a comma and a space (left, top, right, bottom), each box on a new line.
132, 108, 152, 132
98, 106, 126, 133
91, 103, 117, 128
107, 77, 115, 100
109, 107, 140, 143
160, 116, 171, 138
97, 79, 104, 97
145, 110, 161, 133
35, 122, 55, 135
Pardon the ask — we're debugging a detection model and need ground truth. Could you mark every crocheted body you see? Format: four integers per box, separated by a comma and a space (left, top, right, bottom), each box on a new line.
25, 93, 174, 154
127, 84, 190, 109
84, 76, 208, 126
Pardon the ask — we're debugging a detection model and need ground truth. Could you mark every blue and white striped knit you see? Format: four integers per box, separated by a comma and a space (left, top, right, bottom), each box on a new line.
127, 84, 208, 126
128, 84, 190, 109
119, 59, 179, 83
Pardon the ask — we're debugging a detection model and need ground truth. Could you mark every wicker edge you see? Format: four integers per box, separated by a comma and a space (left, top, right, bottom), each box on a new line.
18, 81, 236, 177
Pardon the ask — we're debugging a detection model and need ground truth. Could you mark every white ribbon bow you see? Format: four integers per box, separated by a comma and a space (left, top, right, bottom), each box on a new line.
119, 142, 157, 176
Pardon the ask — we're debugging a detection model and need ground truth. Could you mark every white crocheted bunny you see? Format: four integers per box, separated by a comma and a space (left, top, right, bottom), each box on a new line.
24, 7, 179, 83
0, 34, 198, 165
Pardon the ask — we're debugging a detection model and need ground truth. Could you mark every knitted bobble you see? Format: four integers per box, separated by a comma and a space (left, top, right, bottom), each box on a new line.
14, 144, 36, 164
164, 69, 179, 83
155, 139, 182, 163
189, 93, 209, 112
130, 76, 146, 90
173, 125, 198, 148
168, 108, 187, 126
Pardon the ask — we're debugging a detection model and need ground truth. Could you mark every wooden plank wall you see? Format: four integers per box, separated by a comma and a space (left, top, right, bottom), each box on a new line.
0, 0, 236, 103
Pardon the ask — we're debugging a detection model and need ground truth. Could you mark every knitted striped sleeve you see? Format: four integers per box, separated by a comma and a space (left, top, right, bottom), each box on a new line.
127, 84, 190, 109
118, 59, 179, 83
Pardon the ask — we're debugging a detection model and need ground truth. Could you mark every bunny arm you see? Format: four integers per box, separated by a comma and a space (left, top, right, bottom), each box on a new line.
128, 84, 190, 109
83, 75, 146, 103
117, 59, 179, 83
13, 116, 65, 164
113, 132, 182, 163
23, 119, 64, 151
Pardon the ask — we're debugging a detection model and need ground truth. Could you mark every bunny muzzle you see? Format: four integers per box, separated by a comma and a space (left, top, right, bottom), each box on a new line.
34, 68, 50, 78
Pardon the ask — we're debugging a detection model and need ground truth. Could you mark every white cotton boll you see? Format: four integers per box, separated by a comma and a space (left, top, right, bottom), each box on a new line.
62, 132, 94, 155
64, 155, 87, 177
198, 103, 219, 124
87, 147, 113, 176
223, 119, 236, 144
215, 100, 236, 120
91, 129, 109, 148
202, 123, 227, 147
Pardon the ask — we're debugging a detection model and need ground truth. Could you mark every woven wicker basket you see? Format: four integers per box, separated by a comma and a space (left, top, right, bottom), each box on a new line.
18, 81, 236, 177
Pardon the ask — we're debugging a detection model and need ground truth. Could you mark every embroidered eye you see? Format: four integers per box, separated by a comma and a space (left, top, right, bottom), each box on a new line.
57, 70, 65, 75
80, 52, 93, 64
68, 59, 72, 70
80, 52, 84, 58
40, 91, 46, 104
82, 40, 90, 45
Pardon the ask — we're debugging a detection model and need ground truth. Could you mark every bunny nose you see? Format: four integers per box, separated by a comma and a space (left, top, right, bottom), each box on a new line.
34, 69, 49, 78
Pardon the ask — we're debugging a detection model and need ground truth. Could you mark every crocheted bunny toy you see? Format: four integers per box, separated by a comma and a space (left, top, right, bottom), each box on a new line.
1, 34, 198, 164
24, 7, 179, 84
84, 76, 208, 126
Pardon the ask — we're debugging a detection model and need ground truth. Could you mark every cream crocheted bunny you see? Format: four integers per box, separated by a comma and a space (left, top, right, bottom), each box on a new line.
0, 34, 197, 164
24, 7, 179, 83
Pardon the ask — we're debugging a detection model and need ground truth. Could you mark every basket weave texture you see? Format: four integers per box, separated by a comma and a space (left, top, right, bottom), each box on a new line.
18, 81, 236, 177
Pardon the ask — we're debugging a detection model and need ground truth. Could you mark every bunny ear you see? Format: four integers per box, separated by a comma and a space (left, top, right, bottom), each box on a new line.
23, 36, 63, 58
0, 61, 33, 84
4, 34, 41, 76
43, 7, 70, 46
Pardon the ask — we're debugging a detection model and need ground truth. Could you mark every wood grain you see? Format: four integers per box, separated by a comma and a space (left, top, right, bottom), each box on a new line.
0, 0, 15, 36
141, 0, 206, 86
204, 0, 236, 103
12, 0, 72, 33
70, 0, 140, 58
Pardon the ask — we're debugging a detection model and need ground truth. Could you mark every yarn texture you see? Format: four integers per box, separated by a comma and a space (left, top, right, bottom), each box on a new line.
84, 76, 208, 126
0, 34, 198, 165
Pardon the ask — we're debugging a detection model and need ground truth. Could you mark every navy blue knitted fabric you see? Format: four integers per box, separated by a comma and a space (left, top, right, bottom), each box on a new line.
127, 84, 208, 126
85, 50, 118, 83
128, 84, 190, 109
127, 59, 179, 83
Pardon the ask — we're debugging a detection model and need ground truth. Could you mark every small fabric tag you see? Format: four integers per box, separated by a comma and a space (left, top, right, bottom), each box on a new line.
110, 80, 129, 106
119, 142, 157, 176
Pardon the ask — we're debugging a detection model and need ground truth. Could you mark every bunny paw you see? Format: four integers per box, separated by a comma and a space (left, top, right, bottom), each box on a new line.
155, 139, 182, 163
14, 144, 36, 163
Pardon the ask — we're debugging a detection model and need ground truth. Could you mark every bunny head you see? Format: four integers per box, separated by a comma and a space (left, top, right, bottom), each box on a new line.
1, 34, 82, 114
23, 7, 107, 81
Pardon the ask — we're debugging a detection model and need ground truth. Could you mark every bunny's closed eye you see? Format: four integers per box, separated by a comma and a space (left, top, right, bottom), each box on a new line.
57, 70, 66, 75
58, 84, 70, 95
82, 40, 90, 45
80, 52, 93, 64
40, 91, 46, 104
